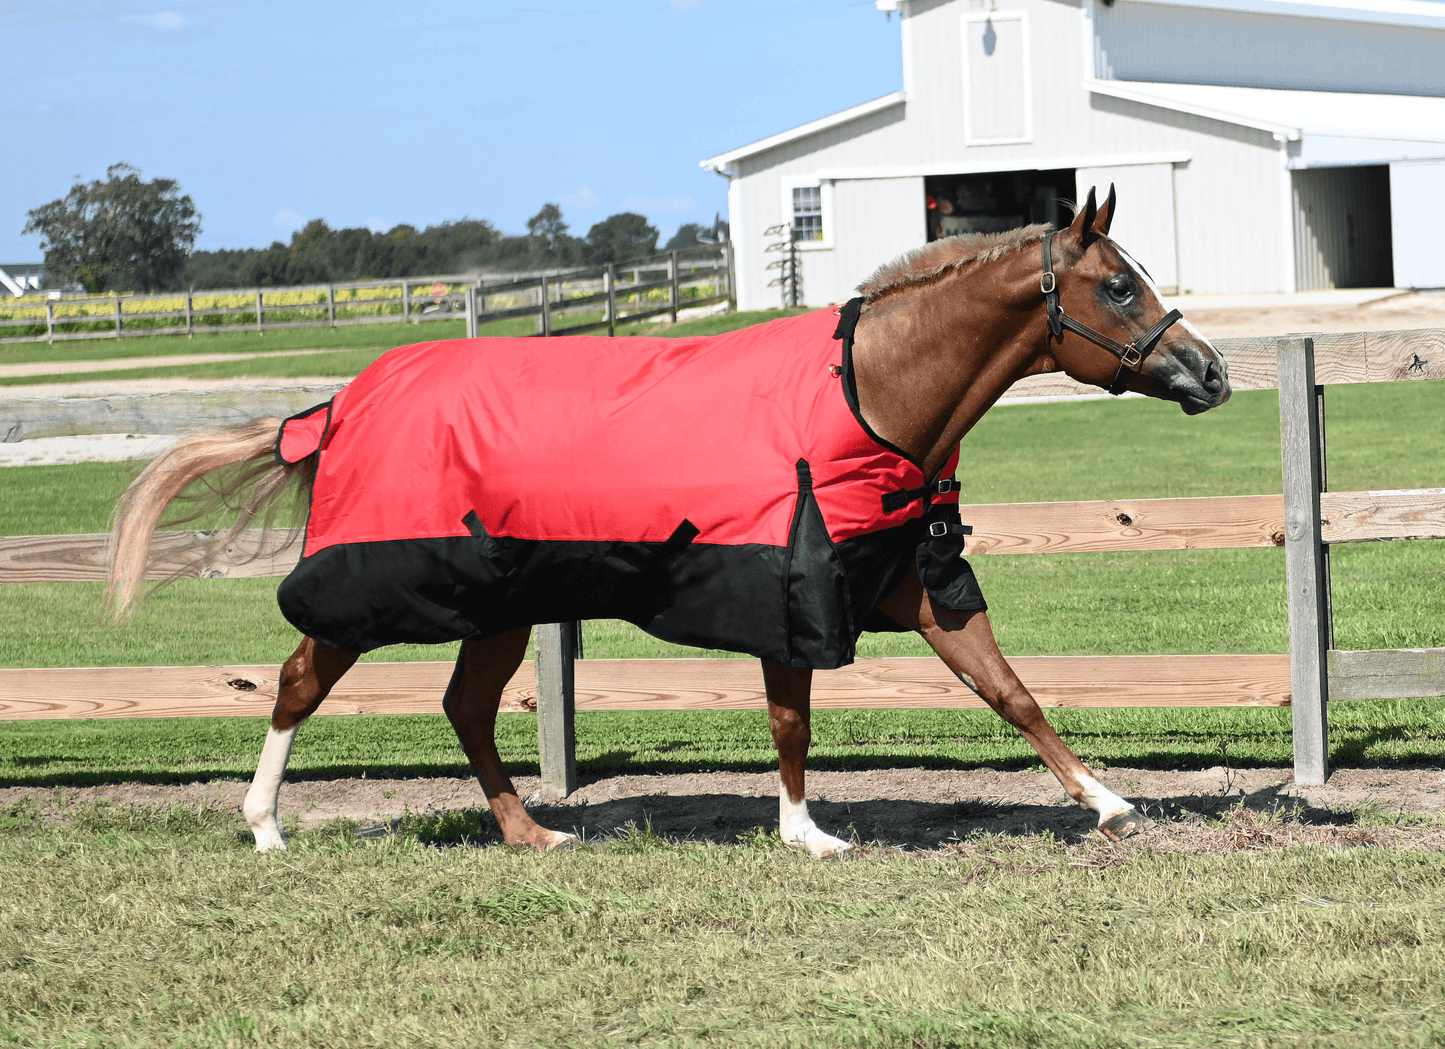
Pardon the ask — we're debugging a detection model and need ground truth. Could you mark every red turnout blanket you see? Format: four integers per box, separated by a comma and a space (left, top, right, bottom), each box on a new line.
276, 304, 983, 668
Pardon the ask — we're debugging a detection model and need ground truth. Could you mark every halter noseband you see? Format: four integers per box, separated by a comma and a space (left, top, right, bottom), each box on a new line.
1040, 230, 1184, 396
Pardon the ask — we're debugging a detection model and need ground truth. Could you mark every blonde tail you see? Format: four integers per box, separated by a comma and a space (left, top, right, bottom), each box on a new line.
104, 417, 314, 623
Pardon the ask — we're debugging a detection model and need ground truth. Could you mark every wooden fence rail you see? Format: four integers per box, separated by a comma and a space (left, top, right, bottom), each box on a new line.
0, 325, 1441, 793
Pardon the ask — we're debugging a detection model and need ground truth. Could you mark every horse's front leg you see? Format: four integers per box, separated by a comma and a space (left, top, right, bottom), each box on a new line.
877, 572, 1145, 841
761, 659, 851, 858
243, 636, 359, 851
444, 629, 577, 852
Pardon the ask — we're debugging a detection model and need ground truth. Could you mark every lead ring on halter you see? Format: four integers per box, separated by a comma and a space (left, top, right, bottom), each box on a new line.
1041, 229, 1184, 396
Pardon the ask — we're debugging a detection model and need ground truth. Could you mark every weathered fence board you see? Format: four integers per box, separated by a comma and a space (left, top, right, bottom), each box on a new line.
1327, 647, 1445, 701
0, 385, 344, 443
1319, 489, 1445, 543
0, 654, 1293, 721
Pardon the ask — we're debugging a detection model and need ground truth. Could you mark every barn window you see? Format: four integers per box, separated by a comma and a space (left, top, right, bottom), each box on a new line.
792, 185, 824, 241
961, 11, 1033, 146
780, 178, 833, 249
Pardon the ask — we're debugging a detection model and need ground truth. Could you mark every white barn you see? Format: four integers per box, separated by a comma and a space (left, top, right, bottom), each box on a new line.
702, 0, 1445, 309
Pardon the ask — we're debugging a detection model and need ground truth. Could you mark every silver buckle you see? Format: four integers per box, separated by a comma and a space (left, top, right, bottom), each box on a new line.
1120, 344, 1143, 368
929, 521, 948, 537
1040, 272, 1056, 294
935, 479, 957, 494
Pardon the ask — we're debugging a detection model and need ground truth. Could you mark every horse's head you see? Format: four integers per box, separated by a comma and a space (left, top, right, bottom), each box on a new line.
1043, 186, 1230, 415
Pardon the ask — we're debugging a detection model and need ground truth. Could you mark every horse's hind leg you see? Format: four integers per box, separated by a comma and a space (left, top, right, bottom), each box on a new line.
443, 629, 577, 852
762, 660, 851, 858
877, 572, 1145, 841
242, 636, 359, 851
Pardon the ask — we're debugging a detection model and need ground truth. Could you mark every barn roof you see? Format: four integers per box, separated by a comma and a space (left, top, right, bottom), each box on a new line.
699, 92, 905, 174
878, 0, 1445, 29
1090, 80, 1445, 147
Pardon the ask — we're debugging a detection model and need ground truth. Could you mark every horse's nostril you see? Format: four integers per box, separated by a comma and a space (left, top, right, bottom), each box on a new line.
1205, 358, 1223, 390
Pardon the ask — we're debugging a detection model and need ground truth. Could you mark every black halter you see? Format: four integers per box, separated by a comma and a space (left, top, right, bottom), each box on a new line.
1040, 229, 1184, 396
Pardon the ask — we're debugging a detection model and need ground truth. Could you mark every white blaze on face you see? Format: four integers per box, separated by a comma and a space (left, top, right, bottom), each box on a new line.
1113, 241, 1222, 364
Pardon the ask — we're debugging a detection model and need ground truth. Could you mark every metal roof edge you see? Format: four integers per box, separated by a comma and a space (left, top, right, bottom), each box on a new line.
1086, 79, 1302, 140
698, 91, 907, 174
1117, 0, 1445, 29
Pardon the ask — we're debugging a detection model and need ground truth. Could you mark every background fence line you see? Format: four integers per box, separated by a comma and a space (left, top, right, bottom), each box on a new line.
0, 243, 733, 345
0, 325, 1440, 793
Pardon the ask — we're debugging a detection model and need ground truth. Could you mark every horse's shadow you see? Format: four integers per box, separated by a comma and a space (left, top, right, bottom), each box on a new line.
415, 780, 1358, 851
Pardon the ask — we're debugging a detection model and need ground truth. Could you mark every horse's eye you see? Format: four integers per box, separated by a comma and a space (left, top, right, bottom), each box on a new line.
1105, 276, 1136, 304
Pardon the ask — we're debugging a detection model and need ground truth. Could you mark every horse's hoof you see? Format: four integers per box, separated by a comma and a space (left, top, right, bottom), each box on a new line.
787, 830, 852, 860
538, 830, 580, 853
1098, 807, 1148, 841
252, 834, 287, 853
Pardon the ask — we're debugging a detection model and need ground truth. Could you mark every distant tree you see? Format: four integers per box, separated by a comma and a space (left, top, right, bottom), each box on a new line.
583, 212, 659, 265
23, 163, 201, 292
181, 247, 262, 290
524, 203, 582, 267
664, 223, 708, 250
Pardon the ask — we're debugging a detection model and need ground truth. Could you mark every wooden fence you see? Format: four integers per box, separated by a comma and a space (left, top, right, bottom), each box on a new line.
1, 326, 1442, 792
0, 244, 733, 345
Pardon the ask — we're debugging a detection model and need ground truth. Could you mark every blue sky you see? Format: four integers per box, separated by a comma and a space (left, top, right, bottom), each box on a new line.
1, 1, 904, 259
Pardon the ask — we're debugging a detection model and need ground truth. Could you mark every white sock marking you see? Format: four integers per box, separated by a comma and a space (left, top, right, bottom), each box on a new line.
778, 776, 851, 858
1077, 773, 1132, 823
243, 725, 298, 852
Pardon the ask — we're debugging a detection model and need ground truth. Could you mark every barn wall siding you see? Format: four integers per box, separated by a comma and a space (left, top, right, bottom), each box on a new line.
1391, 160, 1445, 289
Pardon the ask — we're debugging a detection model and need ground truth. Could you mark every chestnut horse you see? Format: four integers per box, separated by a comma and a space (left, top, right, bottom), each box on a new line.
107, 188, 1229, 856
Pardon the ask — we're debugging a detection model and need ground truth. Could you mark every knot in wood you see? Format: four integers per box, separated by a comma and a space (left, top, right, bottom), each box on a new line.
1270, 530, 1287, 546
226, 678, 258, 692
1115, 513, 1134, 526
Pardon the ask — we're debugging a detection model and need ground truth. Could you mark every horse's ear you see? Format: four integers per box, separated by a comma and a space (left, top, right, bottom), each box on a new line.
1094, 183, 1117, 237
1069, 186, 1099, 248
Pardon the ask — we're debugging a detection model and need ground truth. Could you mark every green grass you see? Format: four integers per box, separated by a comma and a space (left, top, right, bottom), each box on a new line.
1, 809, 1443, 1047
5, 695, 1445, 787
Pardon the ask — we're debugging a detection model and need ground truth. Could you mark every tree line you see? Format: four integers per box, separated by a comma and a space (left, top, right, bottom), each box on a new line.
22, 165, 727, 294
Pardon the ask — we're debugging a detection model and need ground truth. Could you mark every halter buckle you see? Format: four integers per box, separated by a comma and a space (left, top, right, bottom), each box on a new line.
1119, 344, 1144, 368
1040, 272, 1056, 295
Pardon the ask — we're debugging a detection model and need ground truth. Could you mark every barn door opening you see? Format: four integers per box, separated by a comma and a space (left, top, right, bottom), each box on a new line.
924, 168, 1074, 243
1292, 166, 1394, 290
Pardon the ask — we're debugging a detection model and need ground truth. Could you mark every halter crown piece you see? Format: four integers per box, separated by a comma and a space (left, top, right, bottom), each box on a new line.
1040, 230, 1184, 396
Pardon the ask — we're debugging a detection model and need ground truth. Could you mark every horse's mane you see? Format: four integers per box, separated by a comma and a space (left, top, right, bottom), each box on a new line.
858, 223, 1052, 303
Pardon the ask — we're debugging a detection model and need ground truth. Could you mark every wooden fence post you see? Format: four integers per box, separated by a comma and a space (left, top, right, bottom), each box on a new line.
606, 264, 616, 337
540, 275, 552, 337
255, 290, 263, 334
401, 280, 411, 323
535, 622, 577, 797
114, 296, 123, 340
185, 290, 194, 338
45, 302, 54, 345
1278, 336, 1331, 785
327, 285, 336, 327
465, 286, 478, 339
669, 251, 680, 324
725, 240, 736, 305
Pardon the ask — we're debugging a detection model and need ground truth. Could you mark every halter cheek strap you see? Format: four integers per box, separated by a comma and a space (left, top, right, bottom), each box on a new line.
1041, 230, 1184, 396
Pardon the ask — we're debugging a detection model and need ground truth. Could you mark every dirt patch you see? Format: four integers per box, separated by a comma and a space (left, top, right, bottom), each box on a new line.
10, 764, 1444, 853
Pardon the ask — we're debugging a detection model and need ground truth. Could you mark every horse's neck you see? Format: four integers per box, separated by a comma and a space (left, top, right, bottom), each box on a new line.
851, 253, 1047, 478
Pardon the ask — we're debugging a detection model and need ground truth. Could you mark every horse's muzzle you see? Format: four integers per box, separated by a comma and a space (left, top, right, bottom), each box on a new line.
1155, 344, 1232, 415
